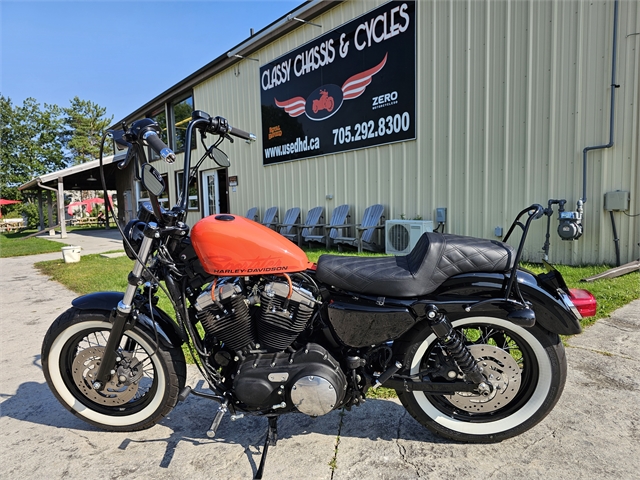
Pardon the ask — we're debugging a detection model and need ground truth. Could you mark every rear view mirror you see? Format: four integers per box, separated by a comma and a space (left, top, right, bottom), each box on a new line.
141, 163, 165, 196
210, 147, 231, 168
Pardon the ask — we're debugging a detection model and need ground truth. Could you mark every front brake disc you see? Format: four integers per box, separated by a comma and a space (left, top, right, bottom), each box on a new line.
71, 346, 139, 405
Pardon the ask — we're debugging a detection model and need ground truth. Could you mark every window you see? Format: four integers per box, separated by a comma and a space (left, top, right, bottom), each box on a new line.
158, 173, 170, 208
175, 170, 199, 210
148, 107, 168, 161
171, 95, 193, 153
138, 183, 149, 207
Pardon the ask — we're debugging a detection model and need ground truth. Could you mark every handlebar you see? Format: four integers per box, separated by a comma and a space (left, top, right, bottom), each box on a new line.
143, 131, 176, 163
114, 111, 255, 214
228, 126, 256, 142
192, 110, 256, 142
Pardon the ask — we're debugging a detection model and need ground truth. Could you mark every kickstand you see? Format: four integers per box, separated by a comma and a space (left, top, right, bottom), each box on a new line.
254, 416, 278, 480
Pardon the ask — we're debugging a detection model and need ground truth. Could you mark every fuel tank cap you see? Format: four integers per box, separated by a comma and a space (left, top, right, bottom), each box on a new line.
215, 215, 235, 221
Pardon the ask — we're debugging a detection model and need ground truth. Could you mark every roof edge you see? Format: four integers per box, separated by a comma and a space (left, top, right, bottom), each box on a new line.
19, 153, 126, 191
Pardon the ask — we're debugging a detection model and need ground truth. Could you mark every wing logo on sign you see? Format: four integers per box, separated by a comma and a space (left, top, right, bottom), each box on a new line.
275, 53, 388, 121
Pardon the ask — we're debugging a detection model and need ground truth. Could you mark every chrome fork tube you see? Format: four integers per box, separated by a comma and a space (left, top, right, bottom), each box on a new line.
94, 222, 159, 389
119, 225, 157, 311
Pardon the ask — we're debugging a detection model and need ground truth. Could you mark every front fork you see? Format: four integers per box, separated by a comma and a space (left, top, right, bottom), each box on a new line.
92, 223, 159, 390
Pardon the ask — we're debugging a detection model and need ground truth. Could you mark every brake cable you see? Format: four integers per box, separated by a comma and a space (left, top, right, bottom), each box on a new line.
98, 131, 186, 334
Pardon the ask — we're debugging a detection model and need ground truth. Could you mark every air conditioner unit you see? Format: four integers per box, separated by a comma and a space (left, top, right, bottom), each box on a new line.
385, 220, 434, 255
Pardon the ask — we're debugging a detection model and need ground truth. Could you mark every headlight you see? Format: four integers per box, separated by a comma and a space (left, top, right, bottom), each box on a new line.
123, 220, 147, 260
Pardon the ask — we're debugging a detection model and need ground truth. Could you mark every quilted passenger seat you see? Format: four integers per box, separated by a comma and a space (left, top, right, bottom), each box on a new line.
316, 232, 515, 298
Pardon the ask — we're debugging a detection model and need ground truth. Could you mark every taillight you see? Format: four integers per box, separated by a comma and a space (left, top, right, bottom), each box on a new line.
569, 288, 597, 318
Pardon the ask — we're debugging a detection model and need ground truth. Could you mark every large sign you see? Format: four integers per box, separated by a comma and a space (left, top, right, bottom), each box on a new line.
260, 1, 416, 165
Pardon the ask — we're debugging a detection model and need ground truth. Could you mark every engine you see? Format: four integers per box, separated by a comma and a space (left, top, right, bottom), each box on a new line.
233, 343, 346, 415
192, 276, 346, 415
194, 276, 316, 351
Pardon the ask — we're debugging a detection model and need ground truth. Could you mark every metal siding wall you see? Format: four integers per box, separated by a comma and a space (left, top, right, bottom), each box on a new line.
188, 0, 638, 264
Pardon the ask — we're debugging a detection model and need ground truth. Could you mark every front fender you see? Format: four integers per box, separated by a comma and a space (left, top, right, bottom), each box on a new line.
71, 291, 186, 348
434, 271, 582, 335
72, 291, 124, 311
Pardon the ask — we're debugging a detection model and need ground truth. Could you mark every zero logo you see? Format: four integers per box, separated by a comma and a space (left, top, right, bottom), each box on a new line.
372, 91, 398, 108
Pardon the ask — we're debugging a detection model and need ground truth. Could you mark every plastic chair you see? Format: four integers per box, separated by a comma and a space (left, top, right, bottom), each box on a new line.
261, 207, 279, 230
278, 207, 302, 244
304, 204, 350, 248
334, 204, 385, 252
245, 207, 259, 222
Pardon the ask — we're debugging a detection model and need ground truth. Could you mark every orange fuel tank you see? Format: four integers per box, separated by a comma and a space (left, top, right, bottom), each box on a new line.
190, 214, 313, 276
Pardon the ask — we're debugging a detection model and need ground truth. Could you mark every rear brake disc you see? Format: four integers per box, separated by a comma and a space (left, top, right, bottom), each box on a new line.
446, 344, 521, 413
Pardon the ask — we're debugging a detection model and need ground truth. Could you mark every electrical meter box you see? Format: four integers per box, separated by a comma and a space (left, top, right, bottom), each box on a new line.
604, 191, 629, 211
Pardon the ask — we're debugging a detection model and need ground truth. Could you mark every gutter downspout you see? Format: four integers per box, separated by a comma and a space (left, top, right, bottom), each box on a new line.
581, 0, 619, 204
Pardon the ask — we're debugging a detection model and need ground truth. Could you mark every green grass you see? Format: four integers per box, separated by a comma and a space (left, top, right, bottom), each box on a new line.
34, 253, 639, 332
34, 252, 639, 389
522, 263, 640, 328
0, 231, 68, 257
304, 247, 386, 263
35, 254, 134, 292
0, 225, 109, 258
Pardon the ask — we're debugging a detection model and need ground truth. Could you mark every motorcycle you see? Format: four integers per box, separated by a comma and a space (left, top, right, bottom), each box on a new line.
41, 110, 596, 478
312, 89, 335, 114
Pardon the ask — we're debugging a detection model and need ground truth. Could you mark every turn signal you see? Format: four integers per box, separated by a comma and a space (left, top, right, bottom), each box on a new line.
569, 289, 597, 318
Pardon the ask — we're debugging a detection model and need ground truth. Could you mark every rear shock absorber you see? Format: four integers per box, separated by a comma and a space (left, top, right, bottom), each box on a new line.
421, 304, 486, 385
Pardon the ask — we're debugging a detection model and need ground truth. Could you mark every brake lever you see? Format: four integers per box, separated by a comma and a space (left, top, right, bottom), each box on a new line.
118, 147, 135, 170
224, 134, 234, 143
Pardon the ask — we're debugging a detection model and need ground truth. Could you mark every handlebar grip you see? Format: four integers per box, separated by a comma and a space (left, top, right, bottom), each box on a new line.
228, 126, 256, 142
143, 131, 176, 163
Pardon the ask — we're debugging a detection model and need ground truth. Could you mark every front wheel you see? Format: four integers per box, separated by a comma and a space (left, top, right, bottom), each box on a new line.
42, 307, 186, 431
395, 316, 567, 443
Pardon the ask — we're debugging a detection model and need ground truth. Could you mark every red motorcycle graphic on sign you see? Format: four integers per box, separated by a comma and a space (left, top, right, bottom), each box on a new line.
312, 89, 334, 114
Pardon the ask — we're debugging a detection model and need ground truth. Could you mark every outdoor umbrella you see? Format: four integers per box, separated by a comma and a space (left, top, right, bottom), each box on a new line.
0, 199, 21, 218
67, 201, 84, 216
67, 197, 112, 216
81, 197, 105, 211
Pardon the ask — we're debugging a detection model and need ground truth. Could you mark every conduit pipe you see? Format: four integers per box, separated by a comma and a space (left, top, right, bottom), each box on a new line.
581, 0, 619, 204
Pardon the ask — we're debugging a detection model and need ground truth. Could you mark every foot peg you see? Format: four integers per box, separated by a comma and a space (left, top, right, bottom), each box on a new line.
206, 401, 228, 438
178, 386, 191, 402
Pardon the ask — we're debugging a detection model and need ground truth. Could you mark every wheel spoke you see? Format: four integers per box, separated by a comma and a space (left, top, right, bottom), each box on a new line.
63, 328, 158, 410
420, 320, 539, 421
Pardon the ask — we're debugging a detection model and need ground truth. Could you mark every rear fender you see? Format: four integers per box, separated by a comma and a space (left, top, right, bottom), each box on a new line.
433, 271, 582, 335
71, 292, 186, 348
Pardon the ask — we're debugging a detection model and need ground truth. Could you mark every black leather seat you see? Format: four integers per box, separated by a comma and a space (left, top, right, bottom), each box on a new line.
316, 232, 515, 298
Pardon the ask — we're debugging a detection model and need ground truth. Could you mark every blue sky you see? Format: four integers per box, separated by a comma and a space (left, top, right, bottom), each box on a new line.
1, 0, 301, 122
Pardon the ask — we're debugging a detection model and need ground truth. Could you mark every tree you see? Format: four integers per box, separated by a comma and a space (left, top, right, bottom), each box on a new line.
0, 95, 66, 198
61, 96, 113, 165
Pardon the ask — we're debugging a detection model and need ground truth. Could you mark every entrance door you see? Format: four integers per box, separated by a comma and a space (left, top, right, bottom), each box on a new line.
202, 169, 220, 217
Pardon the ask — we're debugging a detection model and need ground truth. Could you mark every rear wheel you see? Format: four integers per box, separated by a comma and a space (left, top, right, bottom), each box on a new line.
395, 316, 566, 443
42, 307, 185, 431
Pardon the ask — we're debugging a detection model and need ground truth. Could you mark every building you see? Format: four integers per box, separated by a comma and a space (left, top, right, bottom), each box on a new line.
30, 0, 640, 265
